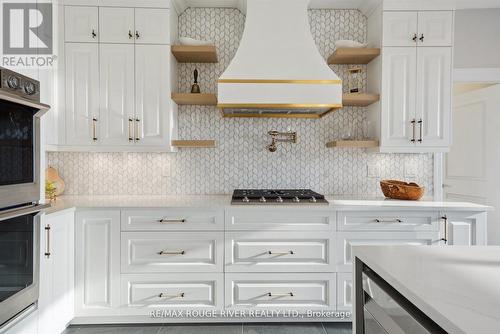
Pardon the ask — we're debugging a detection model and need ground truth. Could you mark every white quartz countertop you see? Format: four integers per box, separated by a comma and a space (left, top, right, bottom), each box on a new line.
42, 194, 491, 215
353, 245, 500, 334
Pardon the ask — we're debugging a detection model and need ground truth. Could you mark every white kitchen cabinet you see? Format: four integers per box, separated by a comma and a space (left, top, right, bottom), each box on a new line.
381, 47, 417, 148
415, 47, 452, 147
64, 6, 98, 43
337, 273, 353, 312
442, 212, 487, 246
65, 43, 99, 146
38, 211, 75, 334
99, 7, 135, 44
99, 44, 135, 146
134, 44, 173, 147
134, 9, 171, 44
75, 210, 121, 317
383, 11, 418, 46
417, 11, 453, 46
337, 210, 440, 232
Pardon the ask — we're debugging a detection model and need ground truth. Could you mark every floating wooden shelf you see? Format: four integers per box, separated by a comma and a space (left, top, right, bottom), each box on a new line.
328, 48, 380, 64
171, 45, 218, 63
326, 140, 379, 148
171, 93, 217, 106
171, 140, 216, 148
343, 93, 380, 107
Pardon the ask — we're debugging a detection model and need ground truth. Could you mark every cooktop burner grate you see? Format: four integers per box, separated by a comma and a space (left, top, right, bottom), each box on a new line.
231, 189, 328, 205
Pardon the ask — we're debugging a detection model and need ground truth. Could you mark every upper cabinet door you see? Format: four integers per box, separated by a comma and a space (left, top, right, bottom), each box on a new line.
99, 7, 135, 44
65, 43, 99, 146
381, 47, 417, 148
134, 9, 171, 44
134, 45, 172, 147
416, 47, 452, 147
99, 44, 135, 146
417, 11, 453, 46
383, 12, 418, 47
65, 6, 98, 43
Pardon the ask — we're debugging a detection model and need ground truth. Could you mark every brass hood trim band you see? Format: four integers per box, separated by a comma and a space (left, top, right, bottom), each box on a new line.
218, 79, 342, 84
217, 103, 343, 109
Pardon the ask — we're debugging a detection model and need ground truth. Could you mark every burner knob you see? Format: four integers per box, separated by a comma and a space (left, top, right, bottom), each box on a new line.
259, 196, 267, 203
24, 81, 36, 95
7, 75, 20, 89
293, 196, 300, 203
242, 196, 250, 203
310, 196, 317, 203
276, 196, 283, 203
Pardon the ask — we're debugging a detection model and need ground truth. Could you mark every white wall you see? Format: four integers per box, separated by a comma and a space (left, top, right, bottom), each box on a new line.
454, 9, 500, 68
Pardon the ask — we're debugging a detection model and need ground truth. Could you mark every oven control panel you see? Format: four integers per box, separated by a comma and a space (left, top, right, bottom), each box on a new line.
0, 67, 40, 102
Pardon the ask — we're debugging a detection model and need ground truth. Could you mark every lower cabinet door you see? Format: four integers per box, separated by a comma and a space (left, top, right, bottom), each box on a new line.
121, 232, 224, 273
336, 273, 354, 312
120, 273, 224, 314
336, 232, 440, 272
225, 273, 336, 311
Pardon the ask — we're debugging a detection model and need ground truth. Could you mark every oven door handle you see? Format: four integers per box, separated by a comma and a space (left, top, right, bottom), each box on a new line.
0, 203, 52, 222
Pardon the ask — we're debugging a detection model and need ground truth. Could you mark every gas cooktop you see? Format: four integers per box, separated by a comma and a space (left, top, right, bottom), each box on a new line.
231, 189, 328, 205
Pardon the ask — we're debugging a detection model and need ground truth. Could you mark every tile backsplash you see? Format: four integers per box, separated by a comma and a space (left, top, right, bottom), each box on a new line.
47, 8, 434, 196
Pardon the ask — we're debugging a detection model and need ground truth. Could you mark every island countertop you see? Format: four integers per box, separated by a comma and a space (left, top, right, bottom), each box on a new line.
353, 245, 500, 334
42, 194, 492, 215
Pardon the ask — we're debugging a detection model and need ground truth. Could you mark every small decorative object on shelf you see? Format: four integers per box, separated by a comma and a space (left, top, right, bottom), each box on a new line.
380, 180, 425, 201
191, 68, 201, 94
348, 66, 362, 94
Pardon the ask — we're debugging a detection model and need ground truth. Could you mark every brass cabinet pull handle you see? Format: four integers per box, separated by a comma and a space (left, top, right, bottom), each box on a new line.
135, 30, 140, 39
92, 118, 98, 141
375, 219, 402, 223
419, 33, 424, 42
135, 118, 140, 141
92, 29, 97, 38
158, 292, 185, 298
441, 215, 448, 244
157, 250, 185, 255
268, 250, 294, 255
418, 119, 423, 143
44, 225, 51, 258
268, 292, 294, 297
128, 30, 133, 39
128, 118, 134, 141
158, 218, 186, 223
410, 119, 416, 142
412, 33, 418, 42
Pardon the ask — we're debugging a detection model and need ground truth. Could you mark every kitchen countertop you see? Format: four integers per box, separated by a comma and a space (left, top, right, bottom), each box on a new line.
42, 194, 492, 215
353, 245, 500, 334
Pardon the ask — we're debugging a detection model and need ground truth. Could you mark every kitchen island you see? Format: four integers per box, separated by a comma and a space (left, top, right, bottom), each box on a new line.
352, 245, 500, 334
38, 195, 490, 326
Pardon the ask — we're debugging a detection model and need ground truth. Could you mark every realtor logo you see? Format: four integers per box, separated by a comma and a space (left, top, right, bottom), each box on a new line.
3, 3, 53, 54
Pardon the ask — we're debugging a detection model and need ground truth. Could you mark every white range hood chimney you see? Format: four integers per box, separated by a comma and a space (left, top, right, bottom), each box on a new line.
217, 0, 342, 118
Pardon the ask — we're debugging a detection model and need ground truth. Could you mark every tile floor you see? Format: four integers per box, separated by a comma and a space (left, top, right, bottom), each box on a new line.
62, 322, 352, 334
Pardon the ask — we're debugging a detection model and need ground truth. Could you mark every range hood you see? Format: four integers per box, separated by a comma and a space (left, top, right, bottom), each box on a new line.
217, 0, 343, 118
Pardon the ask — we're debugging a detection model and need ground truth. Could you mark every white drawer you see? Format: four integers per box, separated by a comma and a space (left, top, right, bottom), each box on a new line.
121, 232, 223, 273
337, 211, 440, 231
121, 208, 224, 231
225, 208, 335, 231
120, 273, 223, 310
337, 273, 353, 312
225, 273, 336, 310
336, 232, 439, 272
225, 231, 334, 272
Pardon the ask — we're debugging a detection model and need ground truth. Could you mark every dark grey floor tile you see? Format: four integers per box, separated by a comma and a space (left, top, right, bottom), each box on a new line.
71, 325, 162, 334
322, 322, 352, 334
159, 324, 242, 334
243, 323, 325, 334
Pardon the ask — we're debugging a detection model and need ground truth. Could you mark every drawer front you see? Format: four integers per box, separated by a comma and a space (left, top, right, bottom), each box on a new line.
337, 273, 353, 312
337, 211, 440, 232
121, 208, 224, 231
225, 273, 336, 310
120, 273, 223, 309
226, 208, 335, 231
226, 231, 334, 272
336, 232, 439, 272
121, 232, 223, 273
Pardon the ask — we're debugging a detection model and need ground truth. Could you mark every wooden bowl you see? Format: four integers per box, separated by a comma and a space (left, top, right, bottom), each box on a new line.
380, 180, 425, 200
